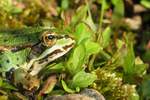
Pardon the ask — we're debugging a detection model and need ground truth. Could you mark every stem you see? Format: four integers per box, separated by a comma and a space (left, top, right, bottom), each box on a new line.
88, 0, 105, 71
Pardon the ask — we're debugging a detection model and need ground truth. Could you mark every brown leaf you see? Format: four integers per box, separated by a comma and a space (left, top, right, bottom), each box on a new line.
39, 74, 57, 95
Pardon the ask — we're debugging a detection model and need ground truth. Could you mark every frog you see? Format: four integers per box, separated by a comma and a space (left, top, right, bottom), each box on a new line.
0, 27, 75, 90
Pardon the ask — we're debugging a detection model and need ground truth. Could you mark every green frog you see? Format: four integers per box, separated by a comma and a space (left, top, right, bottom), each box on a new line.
0, 27, 75, 90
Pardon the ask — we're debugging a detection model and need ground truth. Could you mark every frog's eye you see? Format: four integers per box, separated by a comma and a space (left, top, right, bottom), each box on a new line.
41, 32, 57, 47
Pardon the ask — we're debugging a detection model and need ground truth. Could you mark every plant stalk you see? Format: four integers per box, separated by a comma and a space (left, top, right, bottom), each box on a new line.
88, 0, 105, 71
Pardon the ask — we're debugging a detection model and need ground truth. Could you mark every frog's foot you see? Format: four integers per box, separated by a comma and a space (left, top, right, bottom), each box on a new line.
23, 74, 40, 91
13, 68, 40, 91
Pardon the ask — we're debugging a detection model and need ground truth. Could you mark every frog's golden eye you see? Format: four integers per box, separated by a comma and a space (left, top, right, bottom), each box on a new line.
41, 31, 57, 47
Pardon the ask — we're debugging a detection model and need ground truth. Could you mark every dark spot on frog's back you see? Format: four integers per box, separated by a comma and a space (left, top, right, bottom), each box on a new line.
16, 64, 19, 67
6, 59, 10, 63
28, 37, 31, 41
3, 39, 8, 42
16, 57, 19, 61
0, 64, 2, 68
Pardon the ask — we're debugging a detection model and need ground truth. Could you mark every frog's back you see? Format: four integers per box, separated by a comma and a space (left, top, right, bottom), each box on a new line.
0, 27, 51, 47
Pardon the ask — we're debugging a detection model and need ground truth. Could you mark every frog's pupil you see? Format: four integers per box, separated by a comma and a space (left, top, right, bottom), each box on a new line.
48, 35, 55, 40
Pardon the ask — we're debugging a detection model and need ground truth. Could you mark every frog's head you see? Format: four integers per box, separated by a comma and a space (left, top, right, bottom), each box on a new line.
41, 31, 75, 49
27, 31, 75, 76
39, 31, 75, 61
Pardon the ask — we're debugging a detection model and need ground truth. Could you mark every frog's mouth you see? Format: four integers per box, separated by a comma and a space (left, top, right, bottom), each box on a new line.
38, 42, 75, 63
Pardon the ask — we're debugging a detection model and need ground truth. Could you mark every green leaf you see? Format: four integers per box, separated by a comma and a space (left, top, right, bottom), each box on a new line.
74, 23, 92, 44
85, 40, 101, 56
127, 89, 140, 100
73, 45, 85, 68
112, 0, 124, 21
141, 0, 150, 8
116, 39, 124, 49
0, 77, 3, 86
134, 64, 148, 75
84, 8, 96, 32
70, 71, 97, 88
143, 50, 150, 62
0, 96, 8, 100
123, 43, 135, 74
0, 78, 17, 90
71, 5, 88, 25
66, 45, 85, 75
61, 80, 75, 93
61, 0, 69, 10
141, 75, 150, 99
1, 82, 17, 90
11, 7, 23, 14
101, 27, 112, 48
40, 63, 64, 76
134, 57, 148, 75
97, 0, 111, 10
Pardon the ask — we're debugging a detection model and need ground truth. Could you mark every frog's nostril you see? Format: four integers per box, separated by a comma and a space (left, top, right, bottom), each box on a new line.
64, 35, 69, 38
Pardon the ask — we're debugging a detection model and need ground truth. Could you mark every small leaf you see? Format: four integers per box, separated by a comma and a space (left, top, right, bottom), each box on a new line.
127, 86, 140, 100
0, 77, 3, 86
116, 39, 124, 49
97, 0, 111, 10
141, 0, 150, 8
143, 50, 150, 62
134, 57, 148, 75
134, 64, 148, 75
40, 63, 64, 76
141, 75, 150, 99
61, 0, 69, 10
123, 43, 135, 74
71, 5, 88, 25
74, 23, 92, 44
101, 27, 112, 48
11, 7, 23, 14
39, 75, 57, 95
85, 40, 101, 56
84, 9, 96, 31
0, 80, 17, 90
73, 45, 85, 69
112, 0, 124, 26
70, 71, 97, 89
2, 83, 17, 90
0, 96, 8, 100
61, 80, 75, 93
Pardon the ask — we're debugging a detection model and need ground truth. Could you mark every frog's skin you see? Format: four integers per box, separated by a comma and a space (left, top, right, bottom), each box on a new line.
0, 27, 75, 90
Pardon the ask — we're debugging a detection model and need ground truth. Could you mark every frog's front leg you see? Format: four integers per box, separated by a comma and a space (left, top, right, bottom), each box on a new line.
13, 68, 40, 91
